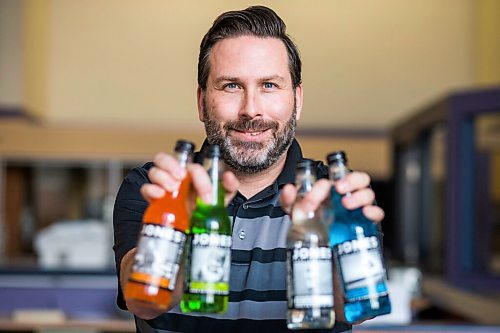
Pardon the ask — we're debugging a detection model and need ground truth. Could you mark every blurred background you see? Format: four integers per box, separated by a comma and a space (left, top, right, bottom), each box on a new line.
0, 0, 499, 332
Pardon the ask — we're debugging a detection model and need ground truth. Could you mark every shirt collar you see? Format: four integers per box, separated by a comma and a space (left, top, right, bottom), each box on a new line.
276, 138, 303, 187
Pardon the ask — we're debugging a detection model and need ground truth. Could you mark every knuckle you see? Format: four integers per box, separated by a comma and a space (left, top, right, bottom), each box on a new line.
153, 153, 166, 166
363, 172, 371, 185
365, 189, 375, 202
148, 166, 159, 179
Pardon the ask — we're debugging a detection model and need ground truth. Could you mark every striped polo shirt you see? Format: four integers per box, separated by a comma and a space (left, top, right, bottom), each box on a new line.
113, 139, 352, 333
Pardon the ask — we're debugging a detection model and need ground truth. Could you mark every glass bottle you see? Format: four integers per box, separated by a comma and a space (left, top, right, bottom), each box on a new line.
327, 151, 391, 323
181, 144, 232, 313
286, 159, 335, 329
124, 139, 195, 309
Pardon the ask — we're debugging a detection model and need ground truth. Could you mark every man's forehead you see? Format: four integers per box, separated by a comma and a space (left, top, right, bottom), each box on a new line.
208, 35, 290, 80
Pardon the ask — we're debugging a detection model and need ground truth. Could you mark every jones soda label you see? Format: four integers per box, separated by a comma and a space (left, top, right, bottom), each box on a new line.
333, 236, 386, 298
288, 246, 334, 308
133, 223, 186, 291
188, 233, 232, 295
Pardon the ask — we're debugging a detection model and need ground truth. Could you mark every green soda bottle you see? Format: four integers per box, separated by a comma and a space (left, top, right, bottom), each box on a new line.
181, 144, 232, 313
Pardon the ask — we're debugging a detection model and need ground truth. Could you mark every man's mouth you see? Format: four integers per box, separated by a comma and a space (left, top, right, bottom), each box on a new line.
231, 129, 270, 141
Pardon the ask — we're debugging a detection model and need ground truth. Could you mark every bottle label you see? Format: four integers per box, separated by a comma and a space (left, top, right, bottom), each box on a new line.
188, 233, 232, 295
333, 236, 387, 300
131, 223, 186, 291
287, 246, 334, 308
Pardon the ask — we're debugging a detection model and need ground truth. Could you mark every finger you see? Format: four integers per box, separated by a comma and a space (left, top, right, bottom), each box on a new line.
188, 163, 213, 203
223, 171, 239, 206
335, 171, 371, 194
299, 178, 331, 213
362, 205, 385, 223
280, 184, 298, 214
153, 153, 186, 181
222, 171, 239, 195
148, 166, 181, 192
341, 188, 375, 210
140, 183, 166, 202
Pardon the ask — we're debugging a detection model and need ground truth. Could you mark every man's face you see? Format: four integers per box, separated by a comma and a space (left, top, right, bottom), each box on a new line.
198, 35, 303, 174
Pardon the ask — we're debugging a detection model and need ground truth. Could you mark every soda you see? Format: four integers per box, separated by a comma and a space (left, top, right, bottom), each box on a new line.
181, 144, 232, 313
124, 140, 195, 309
327, 151, 391, 323
286, 159, 335, 329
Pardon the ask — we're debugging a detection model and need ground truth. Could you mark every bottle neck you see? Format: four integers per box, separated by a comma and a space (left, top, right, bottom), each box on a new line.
168, 149, 192, 199
295, 168, 316, 199
292, 167, 316, 223
203, 155, 225, 206
328, 161, 350, 182
176, 150, 191, 168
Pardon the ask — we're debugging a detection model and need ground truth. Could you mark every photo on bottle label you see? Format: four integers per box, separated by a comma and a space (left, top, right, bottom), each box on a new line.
190, 246, 230, 284
339, 248, 384, 290
135, 235, 183, 277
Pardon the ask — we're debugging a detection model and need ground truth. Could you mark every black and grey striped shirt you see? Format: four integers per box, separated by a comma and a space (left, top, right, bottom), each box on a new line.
113, 139, 352, 333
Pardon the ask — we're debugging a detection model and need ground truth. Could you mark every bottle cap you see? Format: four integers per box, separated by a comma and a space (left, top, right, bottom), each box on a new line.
175, 140, 195, 153
296, 159, 314, 171
205, 144, 221, 158
326, 151, 347, 164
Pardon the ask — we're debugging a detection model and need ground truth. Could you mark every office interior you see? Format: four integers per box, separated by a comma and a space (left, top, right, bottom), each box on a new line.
0, 0, 499, 332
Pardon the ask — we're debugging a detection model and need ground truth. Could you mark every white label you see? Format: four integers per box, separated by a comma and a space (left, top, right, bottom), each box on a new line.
133, 224, 186, 290
335, 237, 385, 291
289, 246, 334, 308
188, 233, 232, 294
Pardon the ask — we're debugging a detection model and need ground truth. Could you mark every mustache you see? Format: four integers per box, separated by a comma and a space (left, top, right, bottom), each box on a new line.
224, 119, 279, 132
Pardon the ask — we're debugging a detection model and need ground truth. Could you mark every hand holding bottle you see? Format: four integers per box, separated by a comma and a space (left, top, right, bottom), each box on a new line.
142, 152, 239, 207
280, 168, 385, 324
122, 145, 238, 320
280, 172, 384, 225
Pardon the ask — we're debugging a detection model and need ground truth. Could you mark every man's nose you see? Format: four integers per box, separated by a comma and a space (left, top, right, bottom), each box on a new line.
239, 88, 262, 119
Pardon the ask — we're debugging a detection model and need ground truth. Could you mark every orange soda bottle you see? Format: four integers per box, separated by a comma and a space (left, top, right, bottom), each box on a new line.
124, 139, 195, 309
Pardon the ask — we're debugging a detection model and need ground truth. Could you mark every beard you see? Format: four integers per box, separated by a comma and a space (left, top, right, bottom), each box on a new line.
202, 99, 297, 174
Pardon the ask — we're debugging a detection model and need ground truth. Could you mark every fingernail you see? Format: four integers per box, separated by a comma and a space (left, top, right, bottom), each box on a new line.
336, 180, 347, 192
202, 193, 212, 204
342, 196, 352, 208
166, 181, 180, 193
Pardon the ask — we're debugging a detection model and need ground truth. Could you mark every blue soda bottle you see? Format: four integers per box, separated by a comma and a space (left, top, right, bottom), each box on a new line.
326, 151, 391, 323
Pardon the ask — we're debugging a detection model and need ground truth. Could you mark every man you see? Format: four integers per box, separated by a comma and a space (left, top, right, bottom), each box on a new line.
113, 5, 385, 333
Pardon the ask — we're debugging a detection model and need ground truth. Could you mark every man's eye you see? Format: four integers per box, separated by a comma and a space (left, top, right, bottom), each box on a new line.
263, 82, 276, 89
224, 83, 238, 89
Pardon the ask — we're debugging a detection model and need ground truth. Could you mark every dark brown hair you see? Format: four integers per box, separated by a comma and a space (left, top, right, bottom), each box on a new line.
198, 6, 302, 90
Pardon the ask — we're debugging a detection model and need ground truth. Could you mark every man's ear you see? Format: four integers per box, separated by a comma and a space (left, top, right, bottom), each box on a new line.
294, 84, 303, 121
197, 87, 205, 122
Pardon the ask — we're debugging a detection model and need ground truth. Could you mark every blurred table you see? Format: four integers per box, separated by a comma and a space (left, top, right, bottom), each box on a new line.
0, 318, 135, 333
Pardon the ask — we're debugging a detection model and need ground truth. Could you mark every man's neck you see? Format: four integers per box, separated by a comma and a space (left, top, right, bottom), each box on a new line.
229, 154, 287, 199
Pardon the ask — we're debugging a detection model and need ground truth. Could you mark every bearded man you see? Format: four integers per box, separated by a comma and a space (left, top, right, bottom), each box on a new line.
113, 5, 385, 333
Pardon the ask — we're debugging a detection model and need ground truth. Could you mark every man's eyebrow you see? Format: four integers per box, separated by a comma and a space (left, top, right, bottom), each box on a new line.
213, 75, 287, 85
213, 76, 239, 85
261, 75, 286, 82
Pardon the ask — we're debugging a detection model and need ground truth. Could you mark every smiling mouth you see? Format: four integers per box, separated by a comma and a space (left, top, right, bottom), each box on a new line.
231, 129, 270, 139
235, 130, 264, 136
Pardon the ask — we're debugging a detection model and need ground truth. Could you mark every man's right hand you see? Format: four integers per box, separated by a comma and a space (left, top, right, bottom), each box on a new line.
122, 151, 239, 319
141, 152, 238, 206
120, 248, 169, 319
